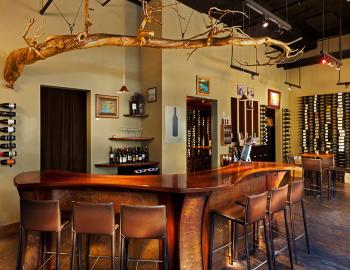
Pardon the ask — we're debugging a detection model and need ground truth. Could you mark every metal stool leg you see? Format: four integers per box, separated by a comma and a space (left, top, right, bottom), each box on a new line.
86, 235, 90, 270
119, 235, 124, 270
230, 219, 234, 263
16, 227, 25, 270
111, 233, 116, 270
253, 222, 256, 253
70, 231, 77, 270
40, 232, 47, 269
124, 238, 129, 269
263, 217, 272, 270
269, 214, 276, 270
234, 222, 239, 260
288, 204, 298, 264
56, 231, 61, 270
284, 209, 294, 269
78, 234, 83, 270
163, 237, 169, 270
301, 200, 310, 254
244, 223, 251, 270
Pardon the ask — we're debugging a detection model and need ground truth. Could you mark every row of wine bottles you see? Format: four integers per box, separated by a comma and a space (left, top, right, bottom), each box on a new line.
109, 146, 149, 164
0, 103, 16, 167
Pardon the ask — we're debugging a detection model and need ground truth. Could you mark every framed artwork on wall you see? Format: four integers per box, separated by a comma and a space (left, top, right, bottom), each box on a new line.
95, 94, 119, 118
165, 105, 185, 144
147, 87, 157, 102
268, 89, 281, 109
196, 76, 210, 96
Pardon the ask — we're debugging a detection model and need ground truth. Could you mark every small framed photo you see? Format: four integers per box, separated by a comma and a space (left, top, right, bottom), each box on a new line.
147, 87, 157, 102
95, 94, 119, 118
237, 84, 246, 96
196, 76, 210, 96
268, 89, 281, 109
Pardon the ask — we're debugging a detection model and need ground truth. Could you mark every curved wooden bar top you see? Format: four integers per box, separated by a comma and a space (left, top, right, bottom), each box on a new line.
14, 162, 293, 270
15, 162, 292, 193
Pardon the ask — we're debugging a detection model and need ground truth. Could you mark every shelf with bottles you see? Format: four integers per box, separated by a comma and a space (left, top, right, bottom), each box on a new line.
0, 103, 16, 167
109, 137, 154, 141
123, 114, 149, 118
221, 124, 232, 146
95, 161, 159, 168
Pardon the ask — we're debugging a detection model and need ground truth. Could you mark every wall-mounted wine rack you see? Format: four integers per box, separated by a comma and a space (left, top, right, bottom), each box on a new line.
260, 105, 268, 145
299, 93, 350, 180
282, 108, 291, 162
0, 103, 16, 167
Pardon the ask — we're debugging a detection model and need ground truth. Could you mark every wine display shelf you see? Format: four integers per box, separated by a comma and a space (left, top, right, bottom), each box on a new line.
109, 137, 154, 141
95, 161, 159, 168
260, 105, 268, 145
123, 114, 149, 118
282, 108, 291, 162
187, 108, 211, 173
299, 93, 350, 180
0, 103, 16, 167
221, 124, 232, 146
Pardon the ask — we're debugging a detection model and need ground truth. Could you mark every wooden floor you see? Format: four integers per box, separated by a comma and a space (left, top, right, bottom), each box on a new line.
1, 185, 350, 270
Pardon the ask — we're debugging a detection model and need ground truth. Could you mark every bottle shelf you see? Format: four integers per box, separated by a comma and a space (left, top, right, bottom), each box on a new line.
123, 114, 149, 118
95, 161, 159, 168
109, 137, 154, 141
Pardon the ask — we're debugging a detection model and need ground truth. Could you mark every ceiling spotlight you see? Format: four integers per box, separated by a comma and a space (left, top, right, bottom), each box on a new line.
328, 61, 332, 66
288, 85, 292, 91
262, 20, 269, 28
321, 58, 327, 64
336, 66, 341, 71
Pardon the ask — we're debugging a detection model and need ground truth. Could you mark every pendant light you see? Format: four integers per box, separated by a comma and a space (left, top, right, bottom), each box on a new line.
118, 47, 129, 93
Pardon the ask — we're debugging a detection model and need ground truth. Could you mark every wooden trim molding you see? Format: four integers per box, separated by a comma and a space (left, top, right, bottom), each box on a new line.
0, 222, 19, 237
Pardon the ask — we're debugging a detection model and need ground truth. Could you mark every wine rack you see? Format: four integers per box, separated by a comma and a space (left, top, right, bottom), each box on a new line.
299, 93, 350, 180
0, 103, 16, 167
187, 108, 211, 173
282, 108, 291, 162
260, 105, 268, 145
221, 124, 232, 145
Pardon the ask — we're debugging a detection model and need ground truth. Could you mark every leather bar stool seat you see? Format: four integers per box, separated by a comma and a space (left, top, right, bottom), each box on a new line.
287, 180, 310, 263
70, 201, 118, 270
302, 157, 329, 202
17, 199, 69, 270
267, 185, 294, 270
209, 191, 272, 270
119, 204, 168, 270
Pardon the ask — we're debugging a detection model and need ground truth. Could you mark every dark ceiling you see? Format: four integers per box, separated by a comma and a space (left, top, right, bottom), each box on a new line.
175, 0, 350, 52
128, 0, 350, 52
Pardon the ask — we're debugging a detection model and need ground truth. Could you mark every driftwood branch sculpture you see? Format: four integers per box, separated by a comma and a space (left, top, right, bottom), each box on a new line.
3, 0, 303, 88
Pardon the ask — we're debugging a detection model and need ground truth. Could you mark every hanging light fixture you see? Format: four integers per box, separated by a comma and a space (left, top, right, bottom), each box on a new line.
118, 47, 129, 93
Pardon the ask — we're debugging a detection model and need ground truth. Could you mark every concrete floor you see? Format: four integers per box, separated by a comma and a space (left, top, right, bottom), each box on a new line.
1, 186, 350, 270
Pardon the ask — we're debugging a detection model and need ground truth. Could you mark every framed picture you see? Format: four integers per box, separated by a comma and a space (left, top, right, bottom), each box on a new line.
247, 87, 254, 99
237, 84, 246, 96
196, 76, 210, 96
95, 94, 119, 118
165, 105, 185, 144
147, 87, 157, 102
268, 89, 281, 109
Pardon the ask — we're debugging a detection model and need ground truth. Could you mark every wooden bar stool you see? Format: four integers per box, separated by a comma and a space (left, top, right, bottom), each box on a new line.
302, 158, 326, 202
119, 205, 168, 270
70, 201, 118, 270
267, 185, 293, 270
209, 191, 272, 270
287, 180, 310, 263
17, 199, 69, 270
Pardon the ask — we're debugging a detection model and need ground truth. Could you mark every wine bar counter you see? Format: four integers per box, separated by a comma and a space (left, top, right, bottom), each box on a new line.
14, 162, 293, 270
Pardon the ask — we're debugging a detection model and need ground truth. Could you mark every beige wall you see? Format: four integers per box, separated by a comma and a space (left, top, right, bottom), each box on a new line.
160, 1, 290, 174
0, 0, 141, 225
288, 58, 350, 155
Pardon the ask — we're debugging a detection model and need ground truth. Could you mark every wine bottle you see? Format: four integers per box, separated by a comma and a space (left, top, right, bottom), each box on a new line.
0, 135, 16, 141
0, 159, 16, 166
0, 111, 16, 117
0, 119, 16, 125
109, 147, 114, 164
0, 103, 16, 109
172, 107, 178, 137
0, 143, 16, 149
0, 127, 15, 133
145, 146, 149, 162
0, 151, 17, 157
